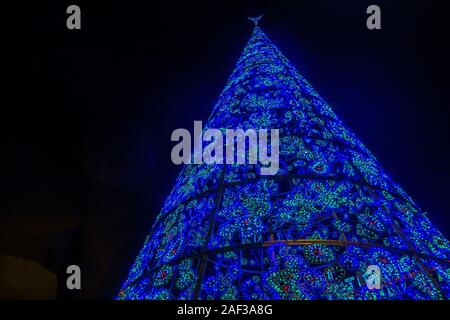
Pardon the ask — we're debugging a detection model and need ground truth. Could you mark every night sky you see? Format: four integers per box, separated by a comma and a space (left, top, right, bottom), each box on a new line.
5, 0, 450, 298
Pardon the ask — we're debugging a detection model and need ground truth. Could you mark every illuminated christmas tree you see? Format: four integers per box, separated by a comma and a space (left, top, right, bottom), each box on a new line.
118, 18, 450, 300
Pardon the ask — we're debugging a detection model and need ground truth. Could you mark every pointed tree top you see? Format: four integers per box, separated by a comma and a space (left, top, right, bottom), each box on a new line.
248, 15, 264, 28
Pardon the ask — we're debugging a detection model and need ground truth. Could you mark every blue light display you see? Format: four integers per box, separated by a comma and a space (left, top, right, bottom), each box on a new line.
117, 25, 450, 300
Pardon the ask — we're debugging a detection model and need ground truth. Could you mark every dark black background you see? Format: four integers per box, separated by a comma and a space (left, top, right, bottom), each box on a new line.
4, 0, 450, 299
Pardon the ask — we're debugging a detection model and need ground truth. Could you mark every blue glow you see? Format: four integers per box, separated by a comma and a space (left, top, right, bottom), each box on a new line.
117, 26, 450, 300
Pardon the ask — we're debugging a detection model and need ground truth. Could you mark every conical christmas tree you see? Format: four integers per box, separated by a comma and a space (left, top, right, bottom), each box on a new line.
118, 22, 450, 300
